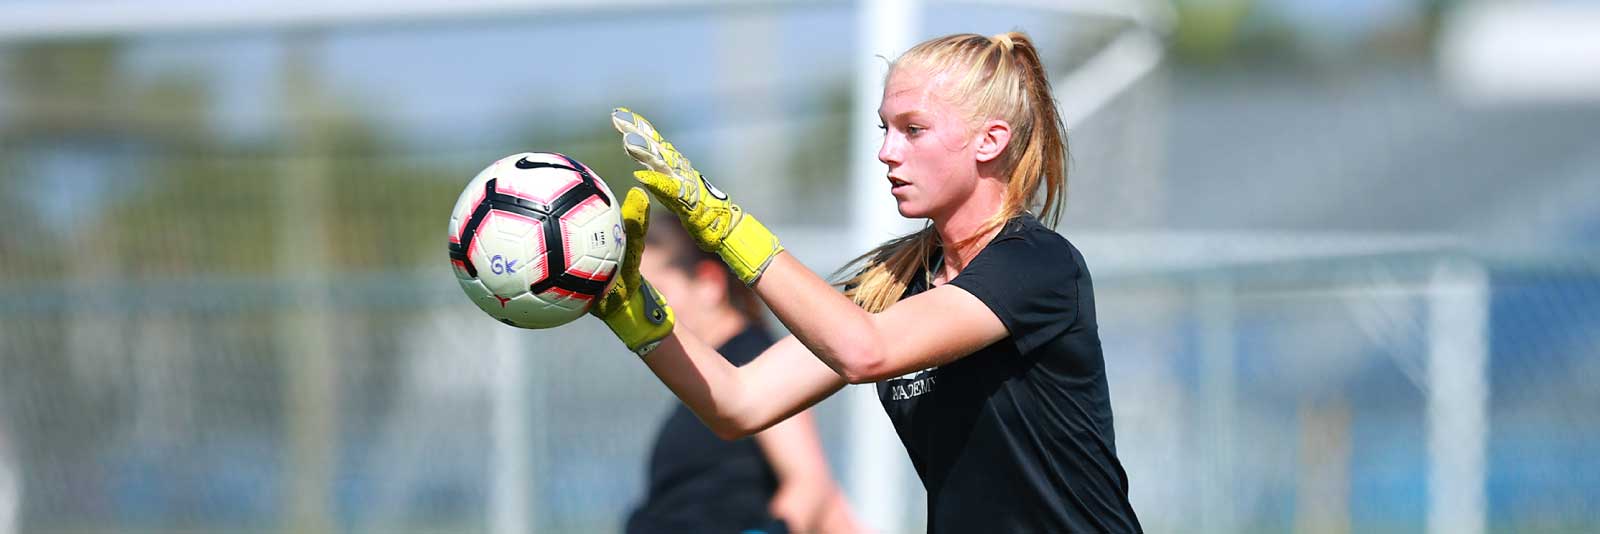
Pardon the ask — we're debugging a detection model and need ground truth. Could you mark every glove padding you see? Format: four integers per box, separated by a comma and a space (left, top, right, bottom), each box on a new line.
591, 187, 675, 357
610, 107, 783, 285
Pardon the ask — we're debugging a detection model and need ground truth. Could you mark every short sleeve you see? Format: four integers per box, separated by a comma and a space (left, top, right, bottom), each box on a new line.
947, 230, 1080, 355
718, 328, 775, 367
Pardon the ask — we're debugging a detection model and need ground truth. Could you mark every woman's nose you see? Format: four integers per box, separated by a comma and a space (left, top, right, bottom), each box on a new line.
878, 137, 900, 166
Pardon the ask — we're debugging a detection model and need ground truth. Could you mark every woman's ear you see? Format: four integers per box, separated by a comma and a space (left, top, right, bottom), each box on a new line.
974, 119, 1012, 163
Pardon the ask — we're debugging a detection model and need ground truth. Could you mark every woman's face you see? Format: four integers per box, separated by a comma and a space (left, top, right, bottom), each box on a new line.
877, 65, 980, 220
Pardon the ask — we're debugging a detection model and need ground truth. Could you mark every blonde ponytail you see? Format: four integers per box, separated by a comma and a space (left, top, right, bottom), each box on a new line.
837, 31, 1069, 312
835, 227, 936, 313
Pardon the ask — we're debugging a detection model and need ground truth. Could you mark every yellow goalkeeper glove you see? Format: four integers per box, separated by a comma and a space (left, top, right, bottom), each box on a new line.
610, 107, 783, 285
591, 187, 675, 357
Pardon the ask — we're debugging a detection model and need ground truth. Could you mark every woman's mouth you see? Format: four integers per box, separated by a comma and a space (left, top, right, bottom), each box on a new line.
888, 176, 910, 193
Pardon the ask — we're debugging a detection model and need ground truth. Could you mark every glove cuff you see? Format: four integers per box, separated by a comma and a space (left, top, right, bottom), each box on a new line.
600, 279, 676, 357
719, 214, 784, 286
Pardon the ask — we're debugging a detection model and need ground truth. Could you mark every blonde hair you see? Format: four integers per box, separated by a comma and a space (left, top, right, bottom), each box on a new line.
838, 31, 1069, 312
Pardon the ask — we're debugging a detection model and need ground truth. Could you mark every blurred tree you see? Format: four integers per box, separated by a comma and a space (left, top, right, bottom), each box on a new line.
783, 84, 853, 225
0, 39, 140, 528
104, 84, 462, 276
0, 39, 128, 279
1171, 0, 1258, 63
1169, 0, 1450, 64
0, 150, 36, 277
0, 36, 465, 530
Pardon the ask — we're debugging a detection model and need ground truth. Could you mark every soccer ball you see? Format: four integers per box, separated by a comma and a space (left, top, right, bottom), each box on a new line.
447, 152, 625, 328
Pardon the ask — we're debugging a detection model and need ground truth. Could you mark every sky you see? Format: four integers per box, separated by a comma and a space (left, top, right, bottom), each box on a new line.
3, 0, 1441, 232
92, 0, 1435, 146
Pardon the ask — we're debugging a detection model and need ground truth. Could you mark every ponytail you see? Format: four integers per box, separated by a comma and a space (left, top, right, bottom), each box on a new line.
835, 227, 937, 313
837, 31, 1069, 312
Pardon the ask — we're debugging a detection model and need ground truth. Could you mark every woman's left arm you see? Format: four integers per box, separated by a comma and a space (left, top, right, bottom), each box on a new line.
611, 108, 1010, 382
754, 252, 1008, 383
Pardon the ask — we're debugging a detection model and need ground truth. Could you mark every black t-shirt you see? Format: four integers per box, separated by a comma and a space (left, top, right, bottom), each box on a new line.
876, 214, 1142, 533
626, 327, 784, 534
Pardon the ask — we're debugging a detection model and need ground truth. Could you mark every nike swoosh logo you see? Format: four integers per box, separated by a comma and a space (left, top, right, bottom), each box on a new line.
514, 156, 577, 172
701, 175, 728, 201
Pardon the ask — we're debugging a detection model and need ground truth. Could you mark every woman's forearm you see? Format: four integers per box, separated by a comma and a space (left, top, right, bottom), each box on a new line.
753, 252, 889, 383
642, 331, 849, 439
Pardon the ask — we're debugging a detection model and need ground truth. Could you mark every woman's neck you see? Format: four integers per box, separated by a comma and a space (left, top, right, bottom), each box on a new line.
932, 179, 1007, 277
932, 209, 1004, 281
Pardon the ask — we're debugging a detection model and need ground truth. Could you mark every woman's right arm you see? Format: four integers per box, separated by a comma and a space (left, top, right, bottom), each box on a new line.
603, 108, 852, 436
643, 330, 848, 440
585, 186, 846, 439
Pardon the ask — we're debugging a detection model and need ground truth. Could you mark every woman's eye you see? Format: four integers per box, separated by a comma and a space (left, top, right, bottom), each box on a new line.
906, 126, 925, 136
876, 123, 887, 132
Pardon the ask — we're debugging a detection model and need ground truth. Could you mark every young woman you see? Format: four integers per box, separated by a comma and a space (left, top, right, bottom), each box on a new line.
626, 221, 860, 534
592, 31, 1142, 532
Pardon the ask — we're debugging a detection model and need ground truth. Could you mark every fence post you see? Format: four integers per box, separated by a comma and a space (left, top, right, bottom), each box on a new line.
846, 0, 922, 531
1426, 258, 1489, 534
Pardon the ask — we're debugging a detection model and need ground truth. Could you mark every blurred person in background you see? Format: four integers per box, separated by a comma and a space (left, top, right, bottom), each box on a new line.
594, 31, 1141, 533
625, 219, 861, 534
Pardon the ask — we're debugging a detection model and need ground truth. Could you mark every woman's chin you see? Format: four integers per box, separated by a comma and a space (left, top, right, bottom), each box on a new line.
892, 192, 934, 219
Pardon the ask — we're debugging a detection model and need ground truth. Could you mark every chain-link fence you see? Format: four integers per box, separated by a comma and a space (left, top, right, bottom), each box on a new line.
4, 3, 1599, 533
1093, 253, 1600, 533
6, 228, 1598, 533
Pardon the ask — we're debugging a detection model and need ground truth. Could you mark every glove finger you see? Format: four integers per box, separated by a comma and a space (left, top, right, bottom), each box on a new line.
620, 187, 651, 289
612, 108, 673, 174
632, 170, 683, 204
594, 182, 653, 318
621, 133, 673, 176
621, 187, 651, 258
610, 107, 660, 142
609, 107, 634, 133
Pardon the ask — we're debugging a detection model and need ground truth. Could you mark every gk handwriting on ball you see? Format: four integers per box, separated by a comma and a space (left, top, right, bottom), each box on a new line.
490, 254, 519, 275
